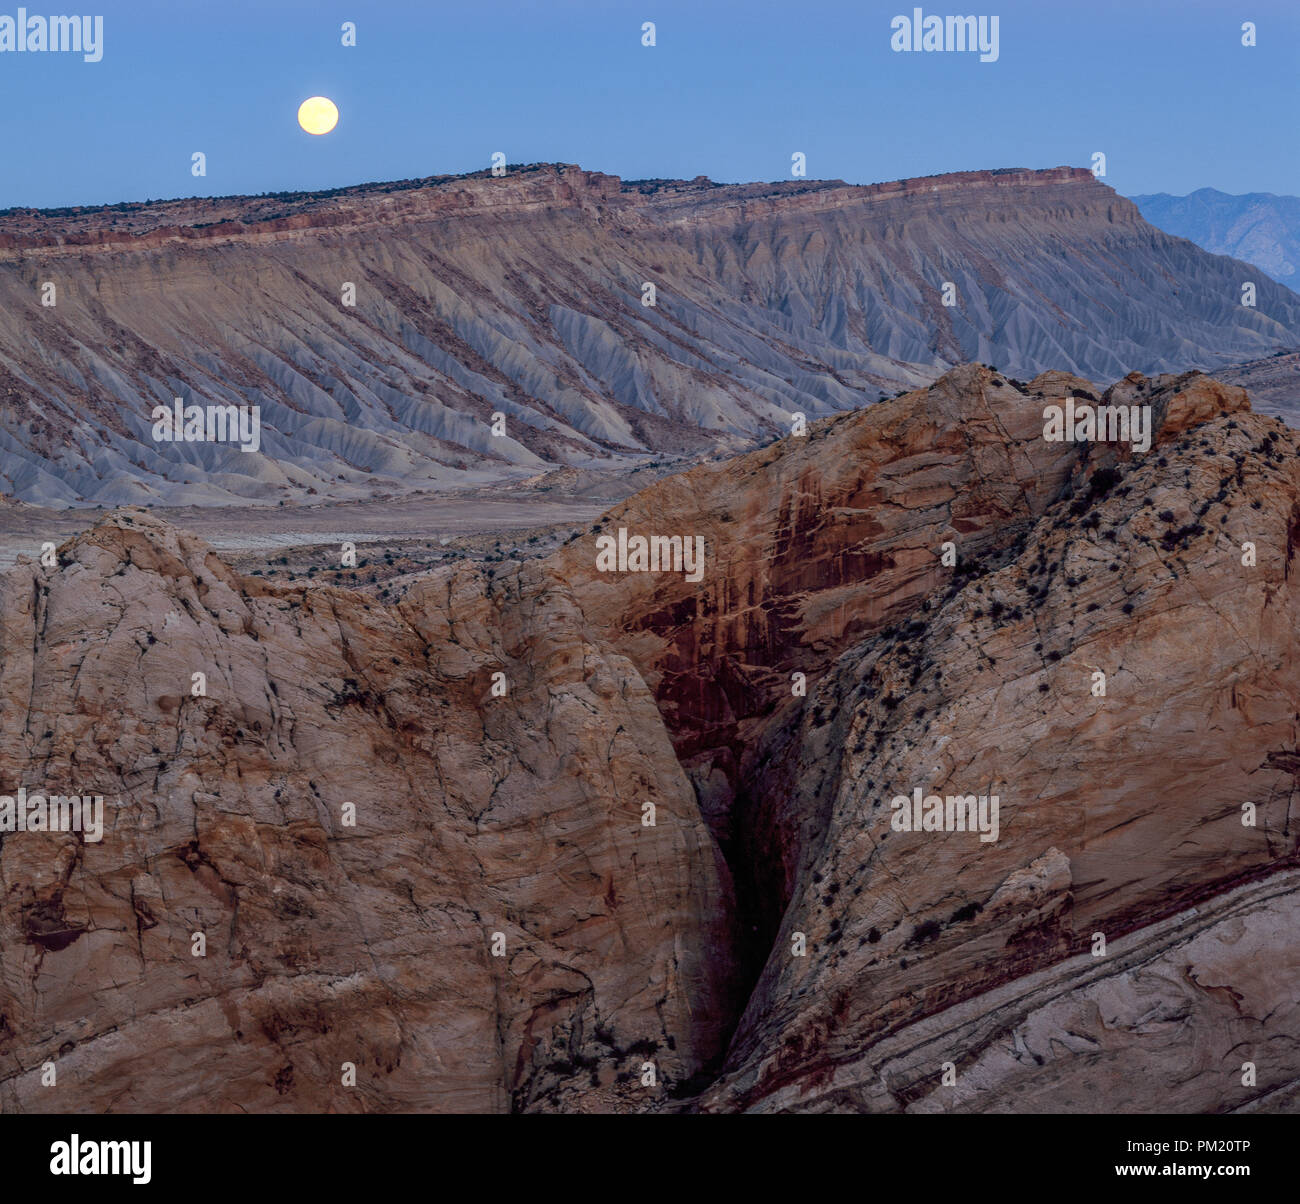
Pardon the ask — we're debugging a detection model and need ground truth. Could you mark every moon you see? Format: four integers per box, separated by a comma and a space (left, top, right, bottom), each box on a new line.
297, 96, 339, 136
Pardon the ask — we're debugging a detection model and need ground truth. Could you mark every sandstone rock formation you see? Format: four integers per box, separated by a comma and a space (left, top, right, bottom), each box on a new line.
0, 514, 737, 1111
1, 365, 1297, 1113
2, 164, 1297, 507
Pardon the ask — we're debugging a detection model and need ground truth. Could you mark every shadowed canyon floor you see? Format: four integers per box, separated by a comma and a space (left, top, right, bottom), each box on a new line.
0, 366, 1297, 1113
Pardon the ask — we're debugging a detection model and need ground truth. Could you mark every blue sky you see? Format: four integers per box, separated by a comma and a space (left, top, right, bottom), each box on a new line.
1, 0, 1297, 209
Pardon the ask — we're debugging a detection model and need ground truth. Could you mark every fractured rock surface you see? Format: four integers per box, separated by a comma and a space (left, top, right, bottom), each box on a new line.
0, 516, 735, 1111
0, 365, 1297, 1112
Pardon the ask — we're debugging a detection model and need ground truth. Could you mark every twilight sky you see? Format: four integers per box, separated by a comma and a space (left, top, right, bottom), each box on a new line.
0, 0, 1297, 209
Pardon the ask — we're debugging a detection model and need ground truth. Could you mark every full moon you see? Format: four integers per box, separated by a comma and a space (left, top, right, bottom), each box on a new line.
297, 96, 339, 136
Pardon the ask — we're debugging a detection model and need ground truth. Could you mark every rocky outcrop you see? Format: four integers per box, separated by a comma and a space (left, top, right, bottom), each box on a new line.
707, 871, 1300, 1113
2, 164, 1297, 507
1, 365, 1297, 1113
0, 513, 736, 1112
691, 367, 1300, 1110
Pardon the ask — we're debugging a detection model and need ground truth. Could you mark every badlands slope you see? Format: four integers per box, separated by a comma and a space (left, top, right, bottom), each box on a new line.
1, 164, 1297, 507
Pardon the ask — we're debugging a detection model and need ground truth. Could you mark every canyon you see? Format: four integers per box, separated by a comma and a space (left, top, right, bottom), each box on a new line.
0, 364, 1295, 1113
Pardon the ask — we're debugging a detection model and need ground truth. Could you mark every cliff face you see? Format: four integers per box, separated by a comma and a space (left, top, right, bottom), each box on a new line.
1, 365, 1297, 1113
688, 370, 1300, 1111
0, 514, 737, 1112
2, 163, 1297, 507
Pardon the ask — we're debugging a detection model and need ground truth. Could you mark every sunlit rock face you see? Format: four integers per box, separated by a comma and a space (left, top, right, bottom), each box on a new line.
1, 366, 1297, 1113
0, 511, 737, 1112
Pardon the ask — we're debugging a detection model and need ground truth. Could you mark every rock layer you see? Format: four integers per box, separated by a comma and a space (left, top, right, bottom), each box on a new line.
2, 164, 1298, 507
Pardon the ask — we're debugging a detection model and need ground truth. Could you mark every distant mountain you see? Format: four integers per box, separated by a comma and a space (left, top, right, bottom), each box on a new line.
1131, 188, 1300, 287
2, 164, 1299, 508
